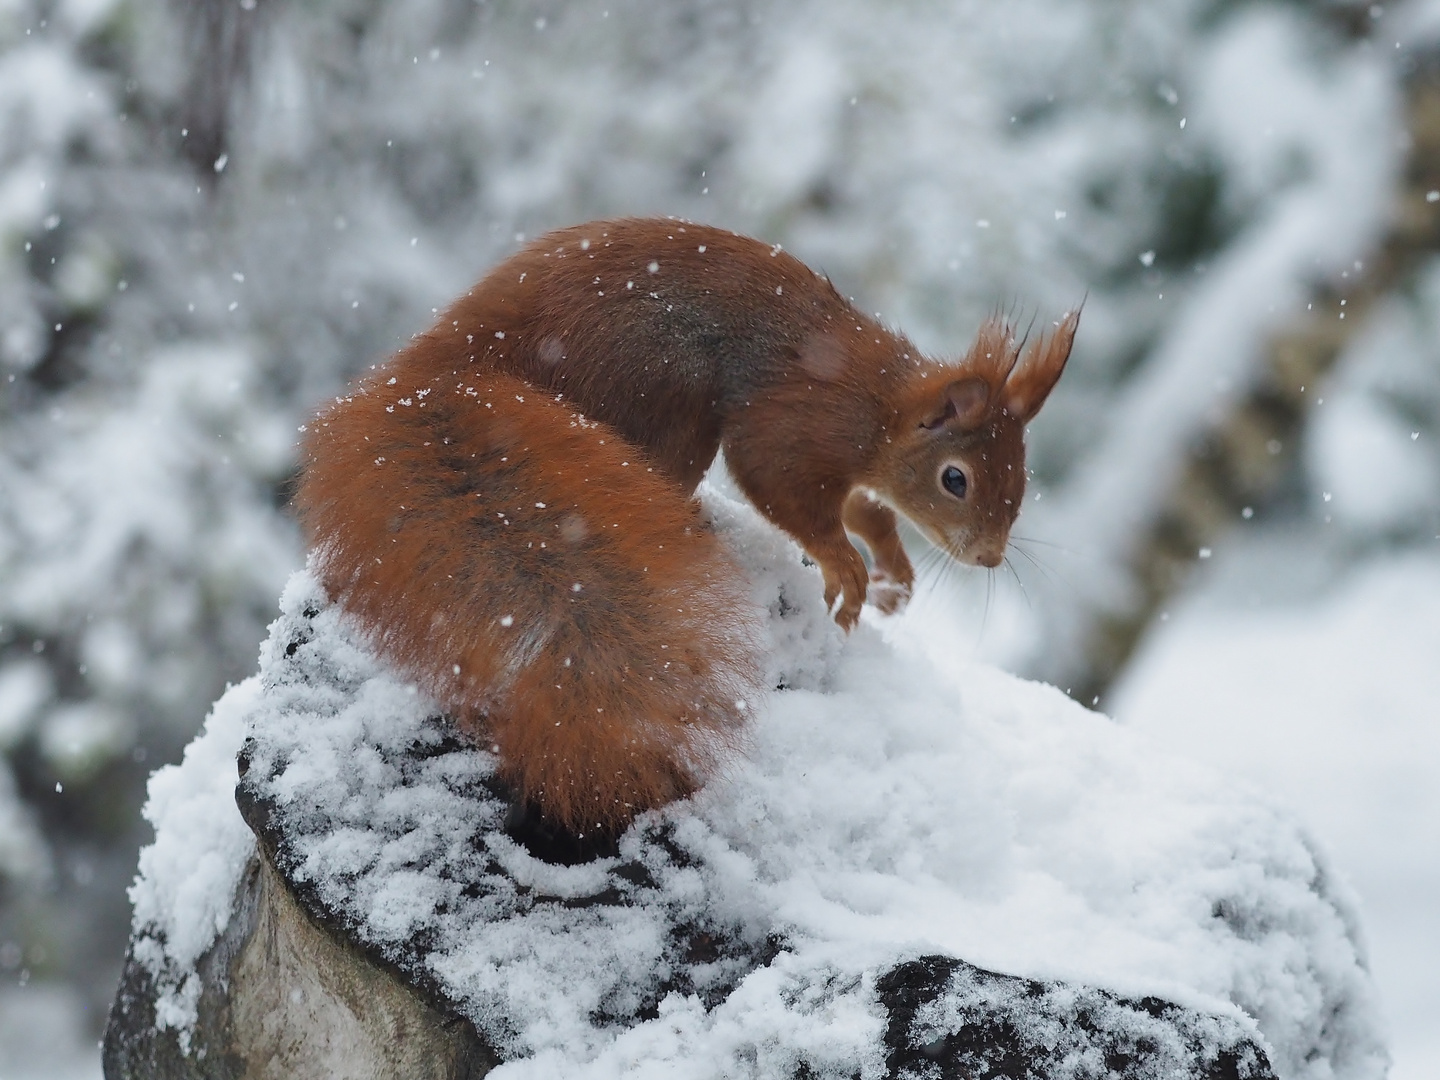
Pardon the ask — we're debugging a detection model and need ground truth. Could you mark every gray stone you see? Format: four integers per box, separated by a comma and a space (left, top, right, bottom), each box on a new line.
103, 852, 495, 1080
104, 782, 1276, 1080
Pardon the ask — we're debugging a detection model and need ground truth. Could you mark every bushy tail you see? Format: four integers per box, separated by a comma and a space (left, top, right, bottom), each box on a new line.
295, 361, 759, 835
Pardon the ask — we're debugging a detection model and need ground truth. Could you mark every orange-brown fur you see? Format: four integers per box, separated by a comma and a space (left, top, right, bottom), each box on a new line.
295, 218, 1075, 836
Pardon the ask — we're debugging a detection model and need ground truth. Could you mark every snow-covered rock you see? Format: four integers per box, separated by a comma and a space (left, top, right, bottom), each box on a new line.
106, 487, 1385, 1079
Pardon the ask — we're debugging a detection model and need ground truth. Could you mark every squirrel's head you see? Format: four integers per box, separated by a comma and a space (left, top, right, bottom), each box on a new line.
872, 309, 1078, 568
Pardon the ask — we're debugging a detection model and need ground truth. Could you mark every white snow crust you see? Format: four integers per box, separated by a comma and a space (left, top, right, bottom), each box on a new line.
1114, 550, 1440, 1080
127, 486, 1386, 1079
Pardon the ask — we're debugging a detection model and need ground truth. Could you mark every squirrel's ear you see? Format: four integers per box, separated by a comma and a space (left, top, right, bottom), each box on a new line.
921, 376, 991, 430
1004, 306, 1079, 423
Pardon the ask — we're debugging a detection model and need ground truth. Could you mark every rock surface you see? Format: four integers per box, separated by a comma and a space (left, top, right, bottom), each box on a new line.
105, 854, 495, 1080
105, 647, 1275, 1078
104, 490, 1386, 1078
106, 820, 1275, 1080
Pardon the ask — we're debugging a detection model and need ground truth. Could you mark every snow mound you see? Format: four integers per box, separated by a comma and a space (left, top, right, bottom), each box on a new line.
126, 485, 1385, 1079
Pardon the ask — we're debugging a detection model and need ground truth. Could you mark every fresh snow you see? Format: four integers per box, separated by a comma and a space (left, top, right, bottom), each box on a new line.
128, 485, 1386, 1079
1115, 551, 1440, 1080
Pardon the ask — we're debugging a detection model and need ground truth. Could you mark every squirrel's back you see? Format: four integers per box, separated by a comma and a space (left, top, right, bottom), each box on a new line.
419, 218, 887, 492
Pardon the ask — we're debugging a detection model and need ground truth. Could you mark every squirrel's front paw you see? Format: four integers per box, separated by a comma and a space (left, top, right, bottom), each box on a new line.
824, 579, 865, 632
833, 595, 864, 632
822, 565, 868, 633
867, 576, 912, 616
816, 539, 870, 634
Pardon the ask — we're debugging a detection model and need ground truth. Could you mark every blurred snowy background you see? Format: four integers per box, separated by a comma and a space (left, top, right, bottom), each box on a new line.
0, 0, 1434, 1077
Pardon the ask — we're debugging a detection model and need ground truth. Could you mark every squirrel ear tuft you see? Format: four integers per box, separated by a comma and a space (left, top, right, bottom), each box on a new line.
1004, 306, 1079, 423
922, 316, 1019, 429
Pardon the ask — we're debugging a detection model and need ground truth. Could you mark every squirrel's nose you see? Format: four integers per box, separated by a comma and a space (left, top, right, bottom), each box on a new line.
964, 539, 1005, 569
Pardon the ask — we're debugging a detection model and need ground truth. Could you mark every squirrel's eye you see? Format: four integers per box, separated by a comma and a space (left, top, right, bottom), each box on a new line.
940, 465, 967, 499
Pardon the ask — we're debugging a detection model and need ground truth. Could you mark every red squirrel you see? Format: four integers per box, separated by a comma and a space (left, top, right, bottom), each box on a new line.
296, 218, 1076, 836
